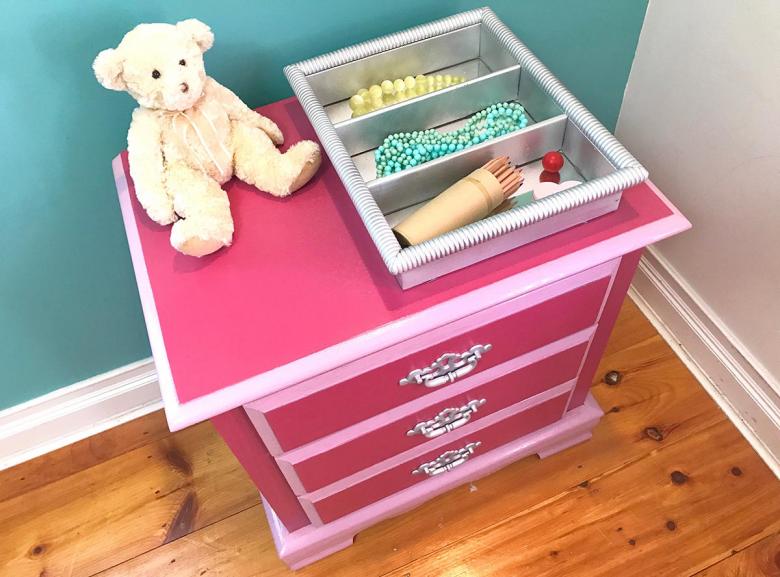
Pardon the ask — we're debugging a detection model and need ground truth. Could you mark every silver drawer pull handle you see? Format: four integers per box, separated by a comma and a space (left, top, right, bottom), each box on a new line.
412, 442, 482, 477
399, 344, 492, 388
407, 399, 487, 439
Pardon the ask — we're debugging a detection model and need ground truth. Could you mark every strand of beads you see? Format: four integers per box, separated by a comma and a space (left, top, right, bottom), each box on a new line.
374, 102, 528, 177
348, 74, 465, 118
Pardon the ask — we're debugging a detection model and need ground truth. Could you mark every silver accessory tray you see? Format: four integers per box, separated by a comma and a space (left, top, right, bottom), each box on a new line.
285, 7, 647, 289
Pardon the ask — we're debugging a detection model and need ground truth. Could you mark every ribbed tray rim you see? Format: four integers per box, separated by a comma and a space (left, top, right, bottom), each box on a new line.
285, 6, 648, 276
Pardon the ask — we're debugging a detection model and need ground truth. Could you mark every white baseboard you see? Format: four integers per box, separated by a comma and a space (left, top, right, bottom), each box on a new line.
0, 358, 163, 471
630, 248, 780, 478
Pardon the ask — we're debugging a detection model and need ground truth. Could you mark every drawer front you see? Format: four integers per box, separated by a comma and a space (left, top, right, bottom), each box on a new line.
280, 338, 590, 493
251, 270, 612, 452
303, 391, 570, 524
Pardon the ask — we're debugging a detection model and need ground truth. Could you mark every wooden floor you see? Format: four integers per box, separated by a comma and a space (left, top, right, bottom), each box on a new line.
2, 300, 779, 577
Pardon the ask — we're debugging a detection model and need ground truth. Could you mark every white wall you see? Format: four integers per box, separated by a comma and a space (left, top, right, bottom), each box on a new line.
617, 0, 780, 389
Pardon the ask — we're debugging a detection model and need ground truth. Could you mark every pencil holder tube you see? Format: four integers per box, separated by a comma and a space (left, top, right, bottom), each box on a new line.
393, 167, 505, 246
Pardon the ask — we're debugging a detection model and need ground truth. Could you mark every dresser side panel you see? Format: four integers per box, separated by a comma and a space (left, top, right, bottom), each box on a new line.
567, 249, 643, 409
210, 408, 311, 531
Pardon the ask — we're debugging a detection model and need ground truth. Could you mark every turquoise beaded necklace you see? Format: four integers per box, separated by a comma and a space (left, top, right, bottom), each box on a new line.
374, 102, 528, 177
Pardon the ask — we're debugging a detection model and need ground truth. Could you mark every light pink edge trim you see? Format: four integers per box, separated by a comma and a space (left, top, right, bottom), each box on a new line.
275, 327, 595, 495
118, 150, 689, 431
249, 261, 613, 413
193, 256, 614, 430
245, 260, 613, 454
563, 255, 620, 412
247, 410, 283, 455
300, 380, 575, 513
114, 157, 182, 430
262, 393, 604, 570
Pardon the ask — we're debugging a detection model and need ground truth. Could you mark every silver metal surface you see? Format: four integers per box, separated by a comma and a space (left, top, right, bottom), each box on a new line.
412, 441, 482, 476
307, 25, 481, 106
324, 60, 489, 124
517, 67, 564, 123
284, 8, 649, 284
399, 344, 492, 388
478, 22, 518, 72
335, 65, 520, 156
407, 399, 487, 438
561, 117, 617, 180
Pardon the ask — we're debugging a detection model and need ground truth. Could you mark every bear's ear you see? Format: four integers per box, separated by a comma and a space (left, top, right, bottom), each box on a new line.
176, 19, 214, 53
93, 48, 126, 91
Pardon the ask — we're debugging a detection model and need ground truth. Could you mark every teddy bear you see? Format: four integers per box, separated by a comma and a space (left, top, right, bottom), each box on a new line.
94, 19, 321, 257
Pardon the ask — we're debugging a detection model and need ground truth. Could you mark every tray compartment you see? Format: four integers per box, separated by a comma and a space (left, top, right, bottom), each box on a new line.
334, 65, 521, 156
562, 118, 618, 181
308, 24, 483, 109
365, 114, 567, 214
285, 8, 648, 288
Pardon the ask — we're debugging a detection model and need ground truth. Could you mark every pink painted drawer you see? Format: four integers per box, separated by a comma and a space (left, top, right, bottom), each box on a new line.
246, 263, 615, 453
277, 333, 591, 494
300, 389, 570, 524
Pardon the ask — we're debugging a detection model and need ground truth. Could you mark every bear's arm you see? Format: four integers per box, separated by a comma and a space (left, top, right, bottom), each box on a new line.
127, 108, 177, 225
207, 78, 284, 145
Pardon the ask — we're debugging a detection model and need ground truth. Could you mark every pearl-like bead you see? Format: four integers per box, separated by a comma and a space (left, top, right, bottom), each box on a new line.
348, 73, 466, 117
374, 101, 528, 175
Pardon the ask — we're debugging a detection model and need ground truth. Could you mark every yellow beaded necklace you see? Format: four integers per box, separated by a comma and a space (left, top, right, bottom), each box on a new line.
348, 74, 465, 117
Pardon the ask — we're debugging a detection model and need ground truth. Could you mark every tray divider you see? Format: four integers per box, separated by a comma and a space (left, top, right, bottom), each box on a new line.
306, 23, 483, 106
335, 65, 521, 156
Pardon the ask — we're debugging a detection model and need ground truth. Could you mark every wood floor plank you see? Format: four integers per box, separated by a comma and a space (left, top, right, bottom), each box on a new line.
87, 329, 731, 577
0, 410, 171, 503
4, 299, 777, 577
0, 421, 259, 577
382, 419, 780, 577
93, 505, 283, 577
694, 532, 780, 576
96, 438, 780, 577
601, 299, 658, 359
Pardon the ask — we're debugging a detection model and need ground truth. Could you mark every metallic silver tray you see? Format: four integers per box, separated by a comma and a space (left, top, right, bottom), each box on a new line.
285, 7, 648, 288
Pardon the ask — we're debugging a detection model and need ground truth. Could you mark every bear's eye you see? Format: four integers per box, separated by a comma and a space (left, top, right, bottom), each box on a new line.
151, 69, 161, 79
179, 59, 186, 66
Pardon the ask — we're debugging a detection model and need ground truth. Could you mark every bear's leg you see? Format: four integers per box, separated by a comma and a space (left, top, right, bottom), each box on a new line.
166, 162, 234, 257
232, 121, 321, 197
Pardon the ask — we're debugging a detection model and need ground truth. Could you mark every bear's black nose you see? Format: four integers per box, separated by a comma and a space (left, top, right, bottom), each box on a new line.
180, 82, 189, 93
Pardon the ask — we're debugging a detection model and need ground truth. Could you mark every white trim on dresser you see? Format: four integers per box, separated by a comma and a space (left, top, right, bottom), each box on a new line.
630, 248, 780, 478
0, 358, 162, 471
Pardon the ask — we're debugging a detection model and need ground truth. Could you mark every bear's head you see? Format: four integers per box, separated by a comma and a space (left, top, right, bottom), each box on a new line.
93, 19, 213, 111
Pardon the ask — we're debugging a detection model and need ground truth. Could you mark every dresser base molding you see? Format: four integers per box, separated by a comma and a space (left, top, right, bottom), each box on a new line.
536, 430, 594, 459
261, 393, 603, 569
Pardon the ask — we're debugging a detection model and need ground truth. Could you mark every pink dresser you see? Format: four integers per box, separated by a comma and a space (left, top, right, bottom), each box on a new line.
113, 97, 689, 569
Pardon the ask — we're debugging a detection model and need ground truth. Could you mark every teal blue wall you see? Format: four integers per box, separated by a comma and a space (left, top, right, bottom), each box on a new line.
0, 1, 648, 410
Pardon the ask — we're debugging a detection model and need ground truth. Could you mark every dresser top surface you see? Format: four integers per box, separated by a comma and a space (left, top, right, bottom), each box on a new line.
114, 97, 689, 428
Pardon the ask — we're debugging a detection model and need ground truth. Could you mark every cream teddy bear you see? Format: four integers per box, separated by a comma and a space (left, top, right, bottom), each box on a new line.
94, 19, 321, 256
